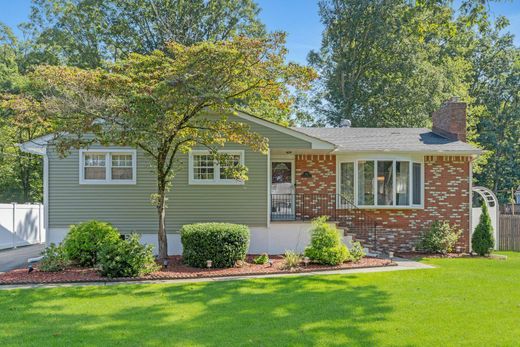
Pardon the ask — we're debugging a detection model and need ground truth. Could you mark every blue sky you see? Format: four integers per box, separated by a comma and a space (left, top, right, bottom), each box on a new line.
1, 0, 519, 64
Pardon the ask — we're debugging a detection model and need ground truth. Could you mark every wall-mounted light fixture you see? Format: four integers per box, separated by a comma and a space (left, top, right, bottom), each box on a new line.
301, 171, 312, 178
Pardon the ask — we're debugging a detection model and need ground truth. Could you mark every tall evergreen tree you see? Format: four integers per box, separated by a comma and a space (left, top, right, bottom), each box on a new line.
472, 203, 494, 256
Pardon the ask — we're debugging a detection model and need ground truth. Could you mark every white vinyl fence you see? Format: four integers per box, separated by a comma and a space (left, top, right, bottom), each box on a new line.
0, 203, 44, 250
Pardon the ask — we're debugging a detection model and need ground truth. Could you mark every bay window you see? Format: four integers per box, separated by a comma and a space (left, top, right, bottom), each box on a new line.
340, 162, 355, 204
339, 159, 423, 207
377, 161, 393, 206
189, 150, 244, 185
357, 160, 375, 206
396, 161, 410, 206
80, 149, 136, 184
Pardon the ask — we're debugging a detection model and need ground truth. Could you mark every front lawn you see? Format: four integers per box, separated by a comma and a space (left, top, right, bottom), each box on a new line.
1, 253, 520, 346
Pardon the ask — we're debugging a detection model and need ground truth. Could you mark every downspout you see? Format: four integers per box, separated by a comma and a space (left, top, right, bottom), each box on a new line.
469, 159, 473, 253
43, 152, 49, 246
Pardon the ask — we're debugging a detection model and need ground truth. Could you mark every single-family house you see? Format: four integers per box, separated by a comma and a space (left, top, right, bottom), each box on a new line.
21, 99, 482, 254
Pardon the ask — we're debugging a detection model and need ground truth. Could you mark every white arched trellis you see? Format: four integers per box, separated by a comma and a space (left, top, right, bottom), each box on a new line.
472, 186, 499, 250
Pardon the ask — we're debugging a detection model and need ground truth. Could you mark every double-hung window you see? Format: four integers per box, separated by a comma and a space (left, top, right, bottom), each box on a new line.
339, 159, 423, 208
80, 149, 136, 184
189, 150, 244, 185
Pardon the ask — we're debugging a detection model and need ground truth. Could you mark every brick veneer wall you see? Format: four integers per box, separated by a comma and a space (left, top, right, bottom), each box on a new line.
294, 154, 472, 252
295, 154, 336, 194
294, 154, 337, 219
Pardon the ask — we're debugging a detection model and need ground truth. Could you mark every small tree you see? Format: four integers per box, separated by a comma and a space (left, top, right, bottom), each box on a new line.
13, 34, 315, 260
472, 203, 494, 256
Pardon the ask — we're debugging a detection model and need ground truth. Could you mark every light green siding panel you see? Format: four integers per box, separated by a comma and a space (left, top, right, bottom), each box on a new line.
48, 144, 268, 233
48, 117, 311, 233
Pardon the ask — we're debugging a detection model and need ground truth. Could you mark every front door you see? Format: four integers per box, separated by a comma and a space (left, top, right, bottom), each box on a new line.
271, 161, 295, 220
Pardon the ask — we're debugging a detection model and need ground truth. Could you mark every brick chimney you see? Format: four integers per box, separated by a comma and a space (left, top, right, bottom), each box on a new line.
432, 97, 467, 142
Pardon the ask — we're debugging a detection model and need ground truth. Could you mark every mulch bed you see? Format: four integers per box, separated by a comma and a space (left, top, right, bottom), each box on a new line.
396, 252, 469, 259
0, 255, 394, 285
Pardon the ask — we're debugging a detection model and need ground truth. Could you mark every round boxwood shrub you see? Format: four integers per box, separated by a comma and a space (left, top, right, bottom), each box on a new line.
63, 220, 121, 267
181, 223, 250, 268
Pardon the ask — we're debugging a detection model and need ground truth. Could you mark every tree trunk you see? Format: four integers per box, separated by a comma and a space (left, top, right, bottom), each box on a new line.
157, 180, 168, 260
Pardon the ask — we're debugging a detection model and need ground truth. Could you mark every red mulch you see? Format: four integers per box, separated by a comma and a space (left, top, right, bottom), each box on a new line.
0, 255, 394, 285
396, 252, 469, 259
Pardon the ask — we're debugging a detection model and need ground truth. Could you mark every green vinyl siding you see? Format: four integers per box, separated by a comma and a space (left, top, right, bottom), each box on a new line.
47, 116, 312, 233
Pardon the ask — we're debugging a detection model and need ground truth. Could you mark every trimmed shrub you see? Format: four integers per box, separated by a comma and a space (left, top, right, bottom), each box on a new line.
253, 253, 269, 265
181, 223, 250, 268
419, 221, 461, 254
472, 203, 495, 256
349, 241, 366, 262
63, 220, 121, 267
40, 243, 69, 272
304, 216, 349, 265
97, 234, 159, 278
282, 250, 301, 270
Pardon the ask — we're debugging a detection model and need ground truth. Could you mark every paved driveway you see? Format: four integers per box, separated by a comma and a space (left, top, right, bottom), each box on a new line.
0, 244, 45, 272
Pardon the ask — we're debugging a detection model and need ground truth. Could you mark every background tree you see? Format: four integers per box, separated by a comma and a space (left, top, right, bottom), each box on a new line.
20, 0, 265, 69
14, 34, 315, 259
465, 17, 520, 197
305, 0, 470, 127
0, 23, 48, 202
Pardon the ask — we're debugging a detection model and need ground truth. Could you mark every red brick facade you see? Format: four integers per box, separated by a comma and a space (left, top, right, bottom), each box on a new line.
294, 154, 471, 252
295, 154, 336, 194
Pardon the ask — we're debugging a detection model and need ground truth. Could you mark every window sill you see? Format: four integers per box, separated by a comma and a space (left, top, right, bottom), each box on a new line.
188, 180, 245, 186
349, 205, 424, 210
79, 180, 136, 185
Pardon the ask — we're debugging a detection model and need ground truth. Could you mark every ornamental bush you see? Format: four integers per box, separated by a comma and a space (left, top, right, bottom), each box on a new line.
181, 223, 250, 268
304, 216, 349, 265
40, 243, 69, 272
349, 241, 366, 262
97, 234, 159, 278
63, 220, 121, 267
472, 203, 495, 256
253, 253, 269, 265
282, 250, 301, 270
419, 221, 461, 254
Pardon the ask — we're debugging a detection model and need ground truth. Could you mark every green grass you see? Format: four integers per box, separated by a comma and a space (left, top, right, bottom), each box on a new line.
2, 253, 520, 346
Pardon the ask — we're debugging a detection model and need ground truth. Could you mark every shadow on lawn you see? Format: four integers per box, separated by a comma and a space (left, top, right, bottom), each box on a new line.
0, 275, 393, 346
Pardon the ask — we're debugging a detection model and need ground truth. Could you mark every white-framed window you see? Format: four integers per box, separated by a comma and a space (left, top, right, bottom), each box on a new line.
189, 150, 245, 185
339, 159, 423, 208
79, 149, 136, 184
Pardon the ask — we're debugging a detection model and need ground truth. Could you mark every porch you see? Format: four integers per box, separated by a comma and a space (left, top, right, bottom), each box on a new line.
270, 193, 379, 250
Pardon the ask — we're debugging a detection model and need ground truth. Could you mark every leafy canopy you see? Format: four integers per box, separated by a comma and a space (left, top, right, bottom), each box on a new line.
21, 0, 265, 69
20, 34, 316, 258
32, 33, 315, 155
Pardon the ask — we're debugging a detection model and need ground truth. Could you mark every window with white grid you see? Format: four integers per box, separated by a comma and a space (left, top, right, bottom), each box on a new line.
189, 150, 244, 185
80, 150, 136, 184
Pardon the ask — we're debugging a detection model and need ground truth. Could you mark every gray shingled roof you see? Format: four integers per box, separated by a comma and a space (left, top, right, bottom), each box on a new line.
291, 127, 482, 154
